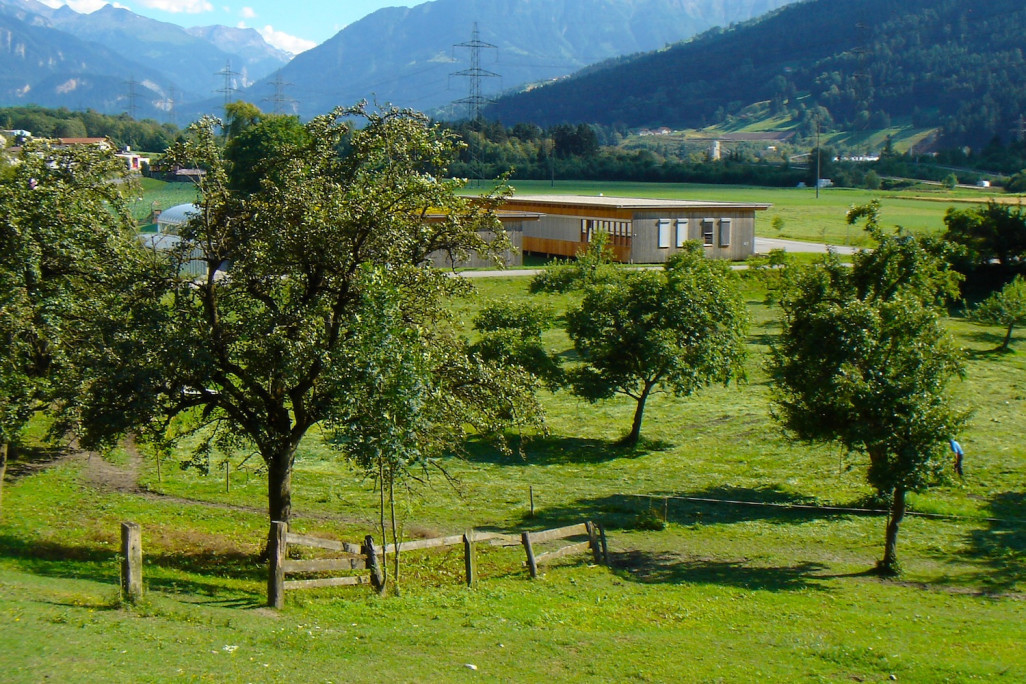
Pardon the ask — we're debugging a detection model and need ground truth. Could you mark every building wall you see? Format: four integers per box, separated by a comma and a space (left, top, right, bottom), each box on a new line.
629, 210, 755, 262
523, 209, 756, 263
428, 223, 524, 269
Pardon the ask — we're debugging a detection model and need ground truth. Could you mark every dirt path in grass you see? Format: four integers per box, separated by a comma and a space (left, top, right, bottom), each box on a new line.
75, 437, 369, 525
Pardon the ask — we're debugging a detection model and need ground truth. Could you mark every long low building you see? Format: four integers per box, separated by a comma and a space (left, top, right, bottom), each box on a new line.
501, 195, 771, 262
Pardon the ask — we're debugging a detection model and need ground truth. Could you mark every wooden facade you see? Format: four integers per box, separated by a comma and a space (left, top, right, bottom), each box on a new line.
504, 195, 770, 263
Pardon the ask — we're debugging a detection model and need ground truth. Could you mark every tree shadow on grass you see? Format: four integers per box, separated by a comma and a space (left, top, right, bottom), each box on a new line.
611, 550, 829, 592
4, 442, 68, 481
0, 534, 264, 602
513, 485, 842, 532
947, 491, 1026, 594
963, 330, 1015, 356
463, 434, 673, 468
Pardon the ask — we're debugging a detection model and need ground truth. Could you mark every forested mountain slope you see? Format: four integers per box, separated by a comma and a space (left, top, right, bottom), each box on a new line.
485, 0, 1026, 147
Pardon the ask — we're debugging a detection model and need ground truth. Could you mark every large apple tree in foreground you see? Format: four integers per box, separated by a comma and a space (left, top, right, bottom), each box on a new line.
69, 105, 539, 606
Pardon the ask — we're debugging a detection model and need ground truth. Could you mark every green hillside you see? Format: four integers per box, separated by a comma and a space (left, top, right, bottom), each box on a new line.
486, 0, 1026, 149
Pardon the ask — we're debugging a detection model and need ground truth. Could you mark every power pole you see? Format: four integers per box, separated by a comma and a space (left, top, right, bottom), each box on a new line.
264, 70, 295, 115
125, 76, 139, 119
217, 60, 239, 112
452, 23, 499, 121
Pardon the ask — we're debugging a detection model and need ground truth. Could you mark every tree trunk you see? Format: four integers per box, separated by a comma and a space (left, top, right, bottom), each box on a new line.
877, 487, 906, 576
622, 383, 653, 447
1001, 322, 1014, 351
266, 447, 295, 608
0, 442, 8, 517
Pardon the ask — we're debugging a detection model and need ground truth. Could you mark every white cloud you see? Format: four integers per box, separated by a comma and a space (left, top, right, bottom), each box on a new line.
258, 25, 316, 56
135, 0, 214, 13
240, 6, 256, 19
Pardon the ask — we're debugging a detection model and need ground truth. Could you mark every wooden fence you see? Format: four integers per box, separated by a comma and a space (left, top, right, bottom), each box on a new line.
268, 520, 606, 602
521, 521, 607, 579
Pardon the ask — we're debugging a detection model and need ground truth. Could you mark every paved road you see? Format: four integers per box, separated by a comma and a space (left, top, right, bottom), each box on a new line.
454, 237, 859, 278
755, 237, 859, 254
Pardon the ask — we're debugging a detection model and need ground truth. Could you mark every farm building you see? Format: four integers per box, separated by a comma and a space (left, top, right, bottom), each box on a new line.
147, 203, 537, 271
501, 195, 770, 262
425, 210, 539, 269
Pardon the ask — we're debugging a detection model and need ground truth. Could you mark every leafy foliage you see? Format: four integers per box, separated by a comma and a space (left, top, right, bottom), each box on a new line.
943, 201, 1026, 268
64, 105, 538, 603
565, 243, 749, 446
971, 275, 1026, 351
0, 138, 137, 510
0, 105, 179, 151
470, 299, 563, 389
770, 203, 969, 574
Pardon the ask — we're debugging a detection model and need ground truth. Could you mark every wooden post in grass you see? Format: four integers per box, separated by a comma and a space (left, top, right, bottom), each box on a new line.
268, 521, 287, 609
120, 522, 143, 603
597, 523, 609, 565
463, 530, 476, 587
364, 535, 385, 593
585, 521, 602, 565
529, 486, 535, 517
521, 531, 538, 579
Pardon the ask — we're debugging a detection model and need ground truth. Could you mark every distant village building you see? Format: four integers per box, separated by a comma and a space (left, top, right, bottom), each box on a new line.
116, 146, 151, 172
57, 137, 113, 150
502, 195, 769, 263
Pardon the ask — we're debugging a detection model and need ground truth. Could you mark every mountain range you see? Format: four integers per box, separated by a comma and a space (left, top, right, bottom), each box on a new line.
0, 0, 797, 121
0, 0, 289, 119
237, 0, 798, 120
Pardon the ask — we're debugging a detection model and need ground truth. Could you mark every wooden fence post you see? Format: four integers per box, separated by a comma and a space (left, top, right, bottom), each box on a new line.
521, 531, 538, 579
120, 522, 143, 604
597, 523, 609, 565
463, 530, 476, 588
268, 521, 287, 609
585, 521, 603, 565
364, 535, 385, 593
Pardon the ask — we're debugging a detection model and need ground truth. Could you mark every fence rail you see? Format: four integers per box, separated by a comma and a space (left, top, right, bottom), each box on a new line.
268, 520, 608, 602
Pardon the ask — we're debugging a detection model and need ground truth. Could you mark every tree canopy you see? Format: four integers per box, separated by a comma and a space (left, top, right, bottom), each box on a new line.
971, 275, 1026, 352
0, 138, 136, 513
564, 242, 749, 446
770, 203, 968, 574
943, 201, 1026, 268
66, 104, 539, 606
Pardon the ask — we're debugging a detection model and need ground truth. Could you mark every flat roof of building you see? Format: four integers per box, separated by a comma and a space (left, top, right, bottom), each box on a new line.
504, 195, 771, 211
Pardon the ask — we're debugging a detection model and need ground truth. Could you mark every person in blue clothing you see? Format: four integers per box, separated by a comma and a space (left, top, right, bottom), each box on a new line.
949, 438, 965, 477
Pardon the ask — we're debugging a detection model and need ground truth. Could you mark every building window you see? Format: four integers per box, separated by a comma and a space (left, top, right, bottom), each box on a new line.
719, 219, 732, 247
657, 219, 671, 248
675, 219, 688, 247
702, 219, 715, 246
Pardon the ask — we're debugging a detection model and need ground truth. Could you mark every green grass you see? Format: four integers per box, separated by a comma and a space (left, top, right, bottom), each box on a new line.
130, 178, 199, 223
506, 180, 1002, 246
1, 276, 1024, 682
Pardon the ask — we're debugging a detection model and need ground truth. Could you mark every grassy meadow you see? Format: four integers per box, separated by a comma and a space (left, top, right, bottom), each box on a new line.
2, 263, 1024, 681
507, 179, 1013, 247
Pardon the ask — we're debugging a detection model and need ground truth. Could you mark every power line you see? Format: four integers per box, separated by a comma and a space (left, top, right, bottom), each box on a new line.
216, 60, 239, 111
263, 70, 296, 115
125, 76, 139, 119
451, 22, 499, 121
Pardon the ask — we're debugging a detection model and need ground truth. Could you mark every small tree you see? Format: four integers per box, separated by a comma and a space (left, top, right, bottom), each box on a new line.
770, 202, 968, 575
971, 275, 1026, 351
565, 243, 749, 446
943, 201, 1026, 267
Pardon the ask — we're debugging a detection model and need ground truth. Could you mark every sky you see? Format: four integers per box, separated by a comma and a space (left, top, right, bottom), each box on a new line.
37, 0, 422, 55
